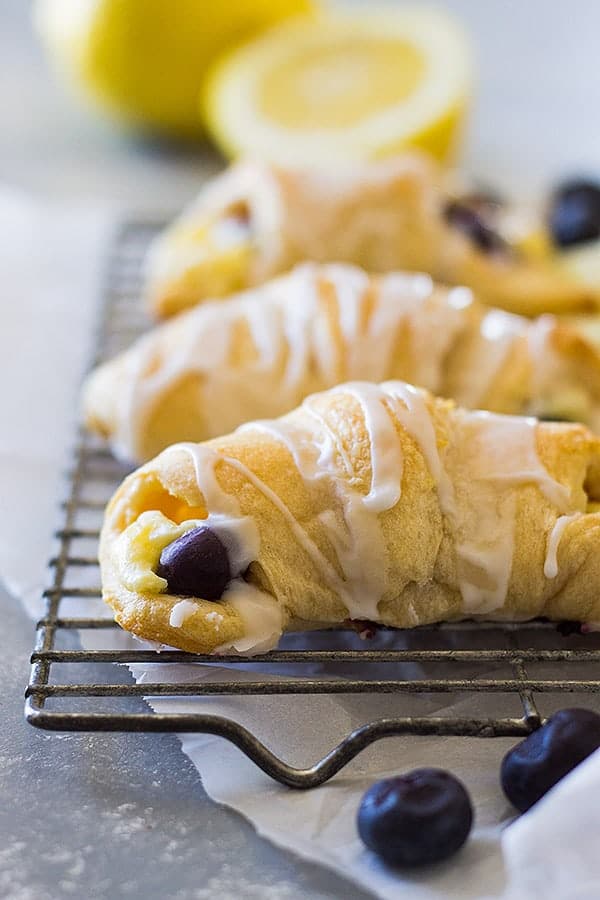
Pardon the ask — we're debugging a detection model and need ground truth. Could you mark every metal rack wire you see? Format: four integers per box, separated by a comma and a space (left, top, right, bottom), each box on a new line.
26, 223, 600, 788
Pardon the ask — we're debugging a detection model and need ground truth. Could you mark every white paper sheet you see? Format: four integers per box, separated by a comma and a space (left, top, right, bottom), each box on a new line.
3, 189, 600, 900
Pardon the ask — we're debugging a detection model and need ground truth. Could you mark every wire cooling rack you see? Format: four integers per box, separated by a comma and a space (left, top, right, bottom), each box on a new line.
26, 222, 600, 788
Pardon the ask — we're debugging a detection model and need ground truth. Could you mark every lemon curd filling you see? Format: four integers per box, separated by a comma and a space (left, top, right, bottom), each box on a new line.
114, 511, 205, 594
114, 508, 260, 596
167, 213, 253, 298
258, 37, 424, 130
559, 239, 600, 288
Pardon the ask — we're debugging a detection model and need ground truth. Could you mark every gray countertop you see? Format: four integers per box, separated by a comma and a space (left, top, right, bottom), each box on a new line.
1, 584, 369, 900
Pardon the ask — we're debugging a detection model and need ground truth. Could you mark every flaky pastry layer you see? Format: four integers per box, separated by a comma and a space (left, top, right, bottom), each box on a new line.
145, 156, 600, 318
84, 263, 600, 462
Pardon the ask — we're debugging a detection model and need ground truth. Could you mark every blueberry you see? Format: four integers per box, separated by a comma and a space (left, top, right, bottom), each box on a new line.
357, 768, 473, 867
156, 526, 230, 599
549, 179, 600, 247
444, 200, 508, 255
501, 708, 600, 812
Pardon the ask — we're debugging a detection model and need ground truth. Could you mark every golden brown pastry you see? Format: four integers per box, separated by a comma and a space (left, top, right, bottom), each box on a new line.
84, 263, 600, 462
144, 155, 600, 318
100, 380, 600, 655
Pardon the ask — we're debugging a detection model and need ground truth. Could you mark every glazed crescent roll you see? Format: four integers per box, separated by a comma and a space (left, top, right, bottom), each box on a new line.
144, 155, 600, 319
100, 380, 600, 655
84, 263, 600, 462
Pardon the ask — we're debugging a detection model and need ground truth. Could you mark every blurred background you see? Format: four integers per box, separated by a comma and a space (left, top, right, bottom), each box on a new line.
2, 0, 600, 218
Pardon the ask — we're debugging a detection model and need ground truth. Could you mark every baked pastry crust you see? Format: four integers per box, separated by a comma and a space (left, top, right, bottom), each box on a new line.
84, 263, 600, 462
100, 381, 600, 655
145, 155, 600, 318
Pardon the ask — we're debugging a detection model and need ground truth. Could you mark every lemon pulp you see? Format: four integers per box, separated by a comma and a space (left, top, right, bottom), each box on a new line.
204, 8, 472, 165
259, 38, 424, 130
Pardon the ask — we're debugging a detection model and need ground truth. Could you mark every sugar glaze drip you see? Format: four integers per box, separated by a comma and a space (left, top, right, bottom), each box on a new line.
240, 382, 405, 619
544, 512, 583, 579
170, 381, 575, 627
241, 383, 573, 618
446, 410, 572, 613
112, 264, 480, 460
168, 443, 283, 655
456, 309, 524, 409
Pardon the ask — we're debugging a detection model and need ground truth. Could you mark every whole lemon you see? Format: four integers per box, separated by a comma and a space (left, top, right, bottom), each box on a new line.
34, 0, 314, 139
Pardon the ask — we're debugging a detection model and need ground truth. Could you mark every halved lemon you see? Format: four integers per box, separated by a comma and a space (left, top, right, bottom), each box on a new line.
203, 7, 472, 165
33, 0, 314, 138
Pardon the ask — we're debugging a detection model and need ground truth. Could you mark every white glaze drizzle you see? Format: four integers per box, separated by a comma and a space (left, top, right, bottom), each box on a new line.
456, 309, 524, 409
330, 265, 402, 382
174, 439, 379, 633
168, 381, 574, 626
378, 279, 471, 394
525, 316, 595, 425
329, 382, 404, 512
463, 412, 571, 510
447, 410, 572, 613
241, 382, 555, 619
109, 264, 477, 461
313, 387, 571, 615
453, 497, 517, 615
447, 286, 473, 310
544, 512, 583, 579
169, 599, 197, 628
167, 443, 284, 652
239, 384, 399, 619
526, 315, 559, 400
237, 381, 444, 619
213, 581, 283, 655
383, 381, 455, 515
223, 450, 358, 613
203, 512, 259, 577
303, 404, 354, 478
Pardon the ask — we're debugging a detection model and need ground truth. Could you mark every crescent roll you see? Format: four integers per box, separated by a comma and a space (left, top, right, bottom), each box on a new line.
100, 380, 600, 655
84, 263, 600, 462
144, 155, 600, 319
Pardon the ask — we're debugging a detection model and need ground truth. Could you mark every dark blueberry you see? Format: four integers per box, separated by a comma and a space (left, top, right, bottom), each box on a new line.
444, 200, 508, 255
501, 708, 600, 812
549, 179, 600, 247
554, 179, 600, 205
156, 527, 230, 600
357, 768, 473, 867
